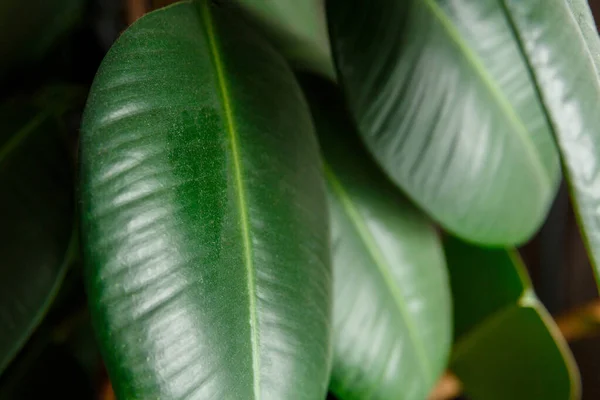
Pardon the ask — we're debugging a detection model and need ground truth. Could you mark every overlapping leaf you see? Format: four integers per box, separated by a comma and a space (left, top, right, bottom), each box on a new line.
80, 1, 331, 398
445, 237, 580, 400
302, 76, 451, 400
326, 0, 563, 245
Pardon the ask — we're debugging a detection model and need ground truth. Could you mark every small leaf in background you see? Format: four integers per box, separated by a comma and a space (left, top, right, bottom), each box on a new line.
326, 0, 562, 245
0, 98, 76, 374
500, 0, 600, 291
80, 1, 331, 398
445, 237, 580, 400
301, 75, 452, 400
231, 0, 334, 79
0, 0, 85, 81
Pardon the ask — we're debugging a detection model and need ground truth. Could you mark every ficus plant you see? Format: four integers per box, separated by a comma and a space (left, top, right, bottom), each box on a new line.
2, 0, 600, 399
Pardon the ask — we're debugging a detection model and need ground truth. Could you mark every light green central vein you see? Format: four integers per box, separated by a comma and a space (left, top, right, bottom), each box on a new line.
201, 4, 260, 398
0, 113, 48, 166
323, 164, 434, 385
422, 0, 550, 188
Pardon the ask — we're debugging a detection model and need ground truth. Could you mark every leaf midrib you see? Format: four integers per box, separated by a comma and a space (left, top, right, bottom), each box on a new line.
324, 164, 434, 385
422, 0, 551, 188
201, 4, 260, 399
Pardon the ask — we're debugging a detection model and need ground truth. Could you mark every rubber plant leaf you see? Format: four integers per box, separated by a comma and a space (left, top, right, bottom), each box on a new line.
445, 236, 580, 400
0, 0, 84, 80
326, 0, 563, 245
0, 98, 75, 374
230, 0, 333, 78
498, 0, 600, 291
80, 1, 331, 399
301, 75, 451, 400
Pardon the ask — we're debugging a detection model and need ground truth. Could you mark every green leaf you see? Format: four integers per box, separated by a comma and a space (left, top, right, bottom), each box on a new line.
301, 76, 451, 400
445, 237, 580, 400
566, 0, 600, 73
326, 0, 562, 245
496, 0, 600, 291
0, 100, 75, 374
231, 0, 334, 78
0, 0, 84, 80
80, 2, 331, 398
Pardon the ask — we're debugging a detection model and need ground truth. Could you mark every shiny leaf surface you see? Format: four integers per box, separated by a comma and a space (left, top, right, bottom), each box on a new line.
231, 0, 333, 78
0, 0, 84, 79
0, 99, 75, 374
499, 0, 600, 290
302, 76, 451, 400
80, 2, 331, 398
445, 237, 580, 400
326, 0, 562, 245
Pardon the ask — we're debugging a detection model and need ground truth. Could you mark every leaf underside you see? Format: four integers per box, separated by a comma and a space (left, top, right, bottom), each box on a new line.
327, 0, 562, 245
500, 0, 600, 292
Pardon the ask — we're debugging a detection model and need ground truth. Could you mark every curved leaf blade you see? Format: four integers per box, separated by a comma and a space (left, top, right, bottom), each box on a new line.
497, 0, 600, 290
445, 237, 580, 400
0, 100, 75, 373
80, 2, 331, 398
302, 76, 451, 400
326, 0, 561, 245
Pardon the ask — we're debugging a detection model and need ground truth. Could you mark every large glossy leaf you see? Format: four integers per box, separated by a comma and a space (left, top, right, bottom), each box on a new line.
445, 237, 580, 400
231, 0, 333, 78
301, 76, 451, 400
326, 0, 562, 245
495, 0, 600, 290
0, 99, 75, 374
80, 1, 331, 398
0, 0, 84, 80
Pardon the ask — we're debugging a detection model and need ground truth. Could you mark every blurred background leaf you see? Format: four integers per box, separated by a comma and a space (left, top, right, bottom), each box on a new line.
446, 237, 580, 400
0, 91, 83, 374
0, 0, 86, 81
